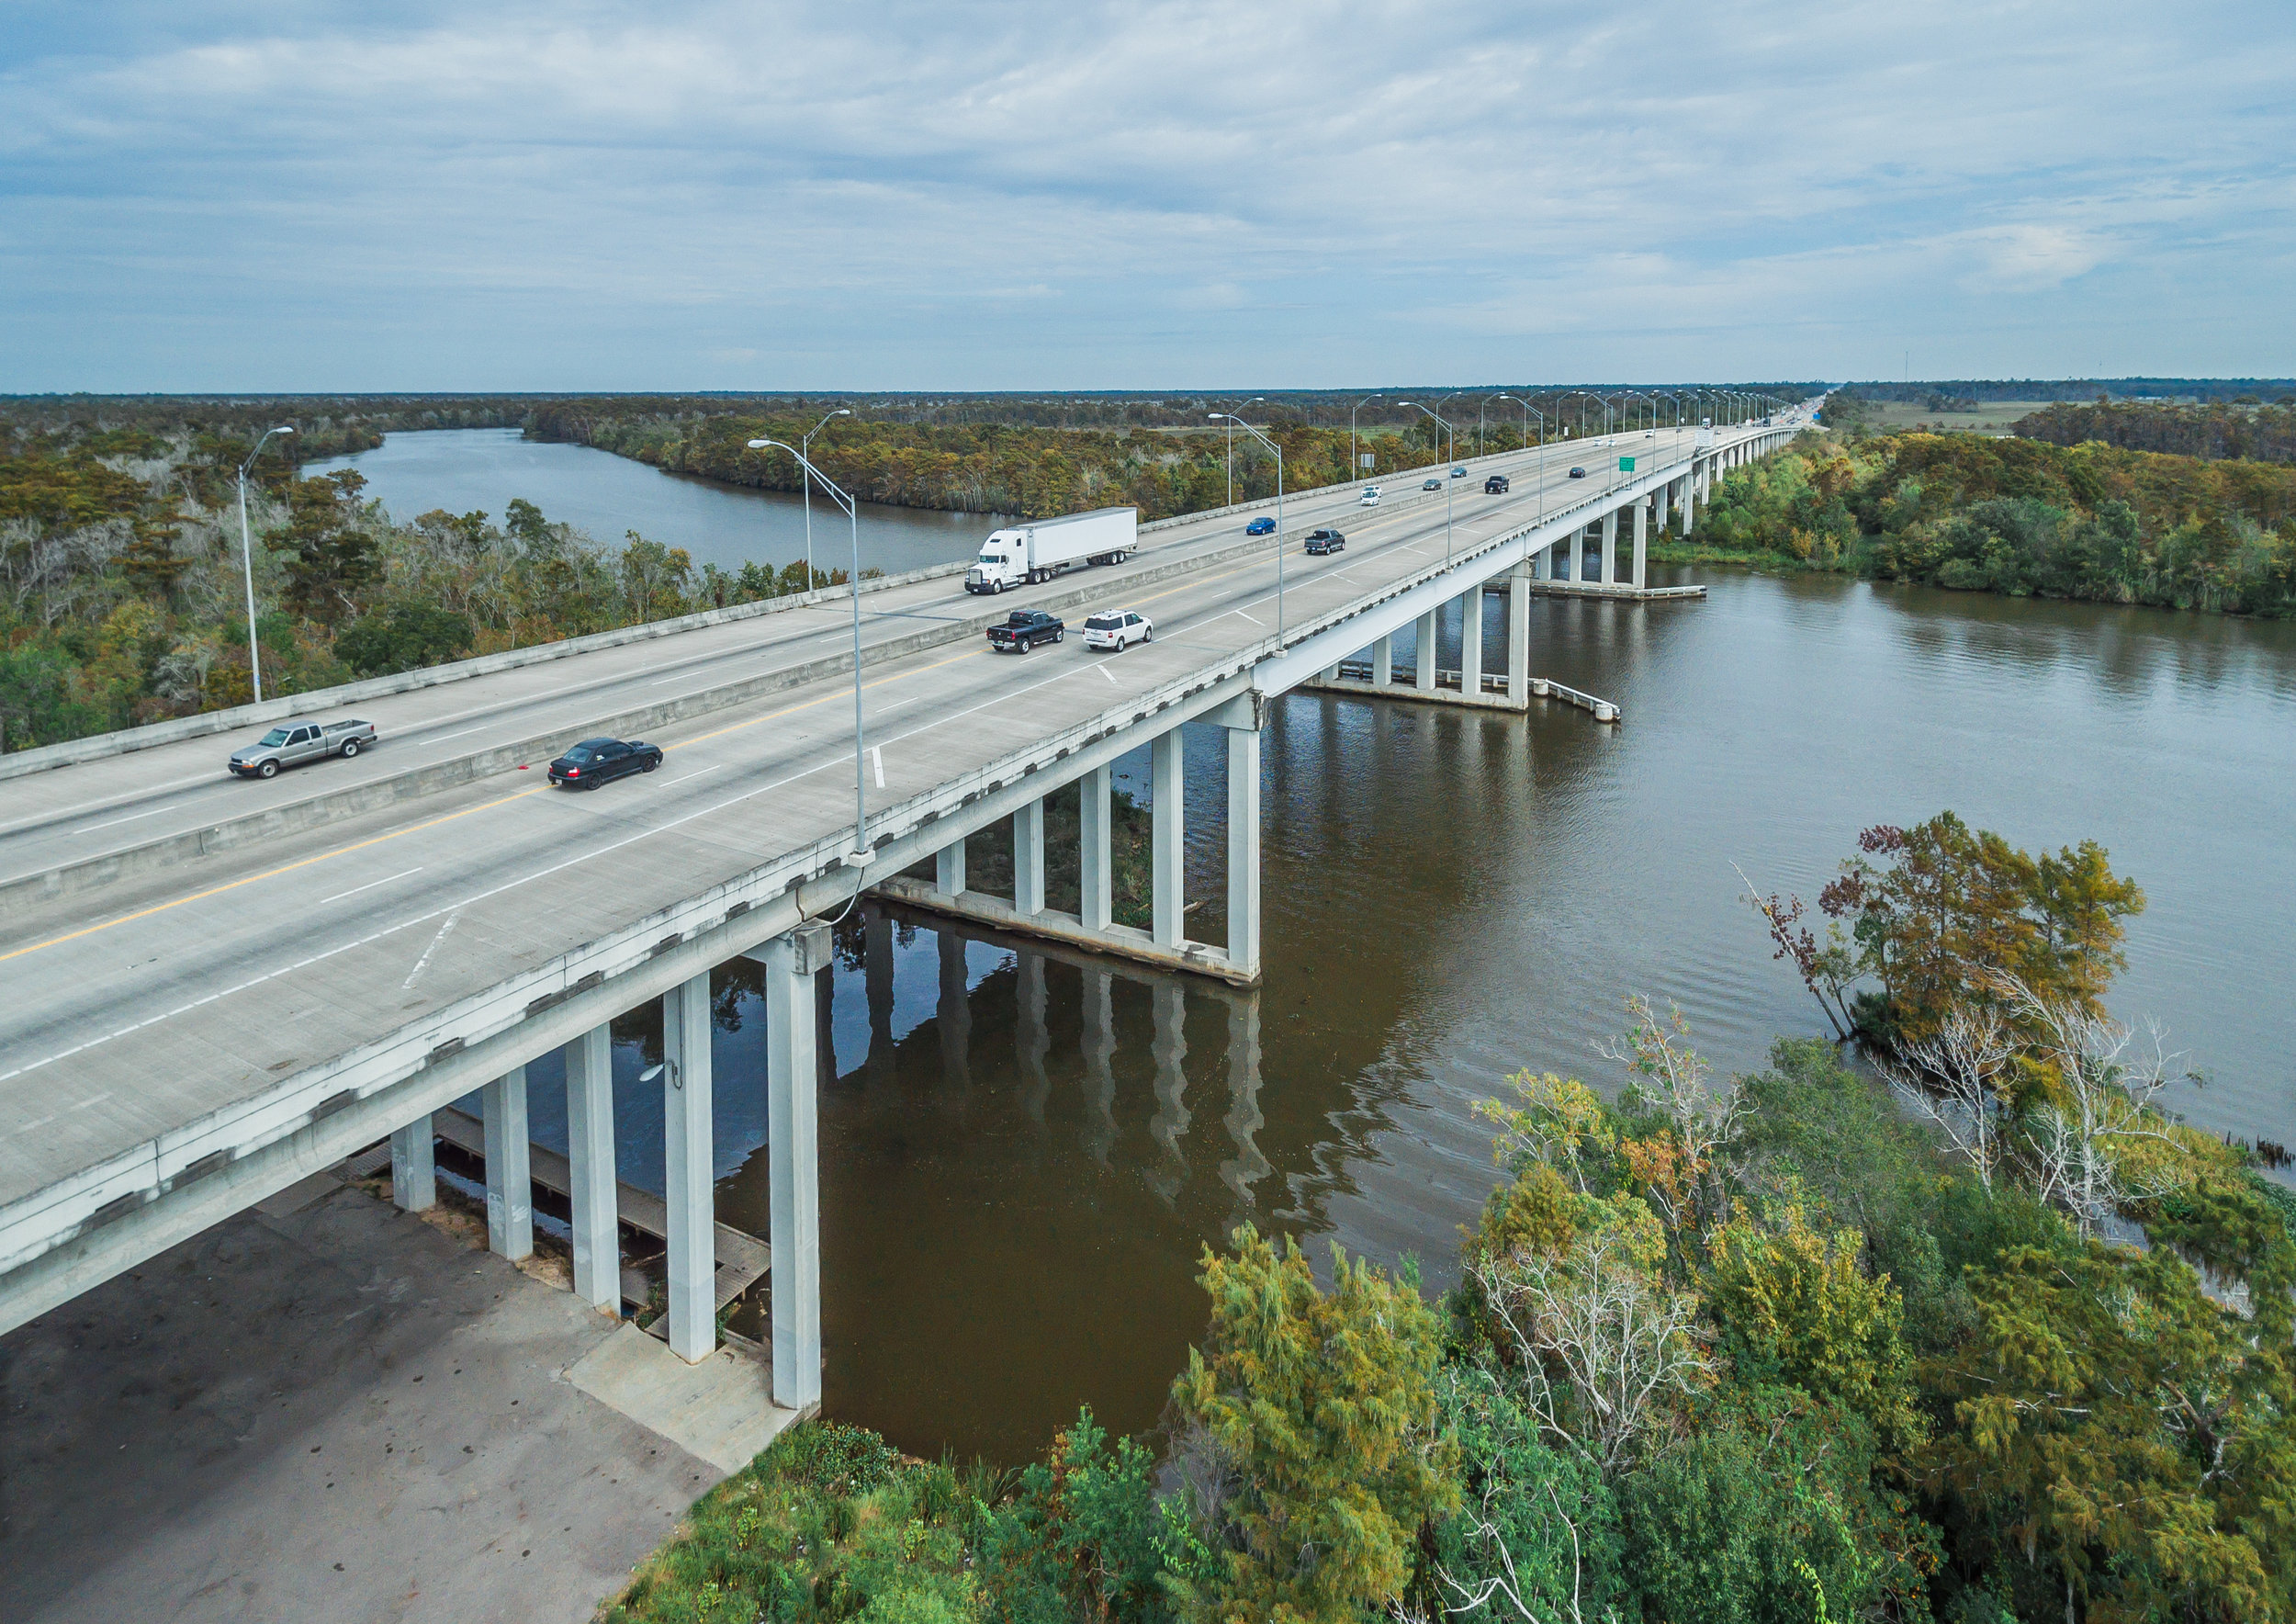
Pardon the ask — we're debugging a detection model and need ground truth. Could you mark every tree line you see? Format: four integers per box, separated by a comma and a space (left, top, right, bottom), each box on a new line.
605, 813, 2296, 1624
0, 418, 843, 750
1688, 428, 2296, 615
2014, 400, 2296, 464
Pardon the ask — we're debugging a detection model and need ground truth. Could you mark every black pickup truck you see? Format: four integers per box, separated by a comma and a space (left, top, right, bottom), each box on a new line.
1484, 474, 1511, 494
987, 609, 1064, 652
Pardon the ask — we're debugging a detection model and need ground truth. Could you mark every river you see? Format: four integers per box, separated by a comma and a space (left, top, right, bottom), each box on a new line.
306, 426, 1007, 577
359, 431, 2292, 1464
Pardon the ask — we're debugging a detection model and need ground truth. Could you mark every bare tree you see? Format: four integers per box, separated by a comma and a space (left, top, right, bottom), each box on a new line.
1429, 1479, 1593, 1623
1472, 1213, 1706, 1477
1999, 976, 2190, 1237
1885, 1003, 2017, 1192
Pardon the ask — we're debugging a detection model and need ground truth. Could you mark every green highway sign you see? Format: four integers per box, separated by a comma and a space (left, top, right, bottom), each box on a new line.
1619, 456, 1636, 472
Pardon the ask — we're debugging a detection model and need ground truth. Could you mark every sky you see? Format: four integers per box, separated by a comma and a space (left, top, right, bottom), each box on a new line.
4, 1, 2293, 392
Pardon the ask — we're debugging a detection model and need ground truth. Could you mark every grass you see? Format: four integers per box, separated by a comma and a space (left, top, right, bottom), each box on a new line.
1850, 400, 2058, 436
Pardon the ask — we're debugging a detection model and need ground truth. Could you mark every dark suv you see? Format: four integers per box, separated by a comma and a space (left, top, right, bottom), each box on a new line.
1484, 474, 1510, 494
1303, 528, 1345, 556
987, 609, 1064, 651
548, 736, 662, 788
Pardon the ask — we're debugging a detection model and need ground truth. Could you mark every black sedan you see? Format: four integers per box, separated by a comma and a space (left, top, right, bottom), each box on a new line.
548, 736, 662, 788
1303, 528, 1346, 556
1568, 466, 1589, 479
988, 609, 1064, 652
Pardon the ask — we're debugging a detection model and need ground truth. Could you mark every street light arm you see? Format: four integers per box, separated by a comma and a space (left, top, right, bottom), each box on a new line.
746, 437, 859, 517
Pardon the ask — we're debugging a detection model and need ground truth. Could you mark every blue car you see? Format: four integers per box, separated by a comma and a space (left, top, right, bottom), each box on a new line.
1245, 516, 1276, 536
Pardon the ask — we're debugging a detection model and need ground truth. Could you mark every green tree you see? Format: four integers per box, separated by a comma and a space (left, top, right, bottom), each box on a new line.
269, 469, 381, 624
334, 601, 476, 677
1817, 811, 2143, 1041
1168, 1225, 1458, 1623
1925, 1238, 2296, 1623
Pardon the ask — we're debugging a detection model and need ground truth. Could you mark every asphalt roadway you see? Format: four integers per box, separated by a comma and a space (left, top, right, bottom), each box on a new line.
0, 427, 1718, 1255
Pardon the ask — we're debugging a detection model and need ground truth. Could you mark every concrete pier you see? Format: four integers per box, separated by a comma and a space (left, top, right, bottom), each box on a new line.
480, 1067, 532, 1262
564, 1022, 619, 1314
761, 923, 827, 1414
660, 971, 715, 1364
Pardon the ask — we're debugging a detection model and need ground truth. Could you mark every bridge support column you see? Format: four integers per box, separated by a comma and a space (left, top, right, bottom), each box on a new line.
389, 1117, 434, 1212
1223, 720, 1260, 978
1013, 798, 1046, 917
1079, 764, 1113, 931
565, 1023, 619, 1314
662, 970, 715, 1364
1681, 477, 1695, 536
1373, 633, 1393, 688
1152, 728, 1186, 948
1414, 611, 1437, 689
1601, 510, 1618, 586
935, 838, 965, 897
1632, 500, 1648, 591
1508, 561, 1531, 706
1656, 479, 1670, 536
1532, 544, 1549, 581
1460, 589, 1484, 697
481, 1067, 533, 1262
765, 922, 829, 1412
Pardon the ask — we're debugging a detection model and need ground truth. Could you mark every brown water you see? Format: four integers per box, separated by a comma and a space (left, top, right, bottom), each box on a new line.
501, 568, 2296, 1465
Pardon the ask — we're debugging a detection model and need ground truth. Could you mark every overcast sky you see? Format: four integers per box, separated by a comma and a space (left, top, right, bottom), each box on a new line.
5, 1, 2291, 392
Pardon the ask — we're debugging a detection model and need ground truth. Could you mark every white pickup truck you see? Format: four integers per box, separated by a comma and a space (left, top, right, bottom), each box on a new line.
963, 507, 1137, 593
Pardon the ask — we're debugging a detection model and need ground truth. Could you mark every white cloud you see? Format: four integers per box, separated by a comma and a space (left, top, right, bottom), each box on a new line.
2, 0, 2292, 386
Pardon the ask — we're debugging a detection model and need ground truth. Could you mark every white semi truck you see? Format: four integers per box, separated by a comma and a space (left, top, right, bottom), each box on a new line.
963, 507, 1138, 593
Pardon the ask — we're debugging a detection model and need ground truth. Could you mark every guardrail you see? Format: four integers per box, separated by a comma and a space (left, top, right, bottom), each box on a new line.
1531, 679, 1620, 723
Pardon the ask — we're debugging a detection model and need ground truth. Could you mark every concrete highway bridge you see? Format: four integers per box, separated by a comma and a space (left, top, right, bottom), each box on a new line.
0, 414, 1802, 1423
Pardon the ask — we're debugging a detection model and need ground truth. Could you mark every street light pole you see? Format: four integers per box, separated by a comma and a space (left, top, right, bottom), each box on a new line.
800, 408, 850, 592
1499, 395, 1547, 522
1350, 394, 1381, 488
1208, 414, 1285, 635
235, 425, 295, 705
1399, 400, 1456, 560
748, 437, 871, 865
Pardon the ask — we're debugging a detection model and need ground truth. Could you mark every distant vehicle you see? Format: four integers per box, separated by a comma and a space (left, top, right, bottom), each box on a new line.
1568, 467, 1589, 479
1451, 466, 1469, 478
1645, 430, 1655, 438
1484, 474, 1510, 494
1304, 528, 1346, 556
1422, 477, 1443, 491
1082, 610, 1153, 651
547, 736, 661, 789
1358, 485, 1381, 506
228, 717, 377, 779
1244, 515, 1276, 536
964, 508, 1137, 593
987, 609, 1064, 652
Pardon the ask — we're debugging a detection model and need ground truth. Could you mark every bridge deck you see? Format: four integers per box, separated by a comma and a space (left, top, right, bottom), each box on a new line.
0, 423, 1791, 1315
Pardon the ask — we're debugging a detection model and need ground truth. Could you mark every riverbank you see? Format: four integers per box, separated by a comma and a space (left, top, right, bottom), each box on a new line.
1694, 426, 2296, 616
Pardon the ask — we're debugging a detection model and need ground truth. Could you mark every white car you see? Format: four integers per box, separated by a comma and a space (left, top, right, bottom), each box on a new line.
1082, 610, 1153, 651
1358, 485, 1381, 506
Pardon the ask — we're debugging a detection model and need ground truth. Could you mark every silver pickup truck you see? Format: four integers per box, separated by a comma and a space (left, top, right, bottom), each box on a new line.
227, 717, 379, 779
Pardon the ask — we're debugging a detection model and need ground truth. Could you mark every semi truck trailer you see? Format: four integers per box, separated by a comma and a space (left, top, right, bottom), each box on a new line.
963, 507, 1138, 593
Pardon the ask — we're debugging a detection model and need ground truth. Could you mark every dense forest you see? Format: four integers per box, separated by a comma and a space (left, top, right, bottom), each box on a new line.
2013, 400, 2296, 465
0, 416, 843, 750
604, 814, 2296, 1624
1689, 429, 2296, 615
